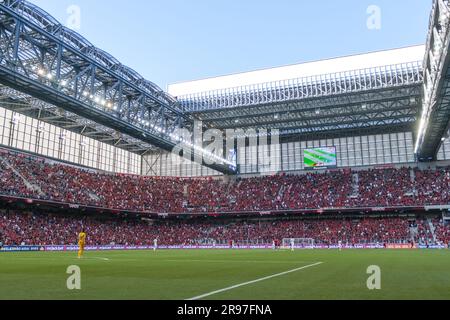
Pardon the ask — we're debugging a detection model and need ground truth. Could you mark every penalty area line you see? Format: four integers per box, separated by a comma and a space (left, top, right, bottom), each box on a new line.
186, 261, 323, 301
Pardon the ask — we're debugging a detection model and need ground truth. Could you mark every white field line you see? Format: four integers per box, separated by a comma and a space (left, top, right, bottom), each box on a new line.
187, 261, 323, 301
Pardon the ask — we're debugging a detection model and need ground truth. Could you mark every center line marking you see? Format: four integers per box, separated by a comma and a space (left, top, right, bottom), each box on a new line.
187, 261, 323, 300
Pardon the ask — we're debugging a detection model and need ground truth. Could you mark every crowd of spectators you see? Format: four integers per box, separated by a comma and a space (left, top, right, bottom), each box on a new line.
434, 219, 450, 244
2, 211, 445, 246
2, 148, 450, 214
351, 168, 416, 207
415, 218, 450, 245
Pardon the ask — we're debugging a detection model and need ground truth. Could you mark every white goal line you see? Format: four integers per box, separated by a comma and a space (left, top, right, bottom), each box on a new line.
186, 261, 323, 301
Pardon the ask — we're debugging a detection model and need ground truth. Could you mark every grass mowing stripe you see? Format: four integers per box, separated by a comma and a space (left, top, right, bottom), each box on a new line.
313, 148, 336, 159
163, 259, 318, 264
186, 262, 323, 300
304, 157, 317, 167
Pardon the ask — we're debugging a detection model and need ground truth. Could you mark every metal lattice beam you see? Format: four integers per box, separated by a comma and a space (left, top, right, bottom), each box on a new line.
0, 0, 235, 174
180, 61, 423, 112
416, 0, 450, 161
0, 85, 154, 153
190, 85, 421, 138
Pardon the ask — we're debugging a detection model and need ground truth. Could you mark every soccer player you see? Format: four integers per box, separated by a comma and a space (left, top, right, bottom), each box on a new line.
153, 238, 158, 251
290, 239, 295, 252
338, 240, 342, 252
78, 230, 86, 259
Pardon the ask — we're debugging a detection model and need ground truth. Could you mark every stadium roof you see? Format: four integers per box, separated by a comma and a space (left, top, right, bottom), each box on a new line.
414, 0, 450, 162
169, 47, 424, 141
168, 45, 425, 97
0, 0, 236, 174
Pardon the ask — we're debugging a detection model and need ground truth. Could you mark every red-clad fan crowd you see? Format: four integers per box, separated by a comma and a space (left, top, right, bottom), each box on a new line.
2, 148, 450, 214
432, 219, 450, 244
415, 218, 450, 245
1, 211, 448, 246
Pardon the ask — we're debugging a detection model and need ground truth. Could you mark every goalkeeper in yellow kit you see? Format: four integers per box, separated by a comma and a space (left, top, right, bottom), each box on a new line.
78, 230, 86, 259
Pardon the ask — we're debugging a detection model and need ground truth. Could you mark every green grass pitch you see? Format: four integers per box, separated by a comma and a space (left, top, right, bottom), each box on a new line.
0, 249, 449, 300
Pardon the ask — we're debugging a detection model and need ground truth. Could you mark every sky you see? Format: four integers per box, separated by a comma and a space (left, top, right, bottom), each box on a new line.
30, 0, 432, 91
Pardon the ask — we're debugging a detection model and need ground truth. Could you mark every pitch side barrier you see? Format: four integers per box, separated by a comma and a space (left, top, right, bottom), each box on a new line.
1, 244, 448, 252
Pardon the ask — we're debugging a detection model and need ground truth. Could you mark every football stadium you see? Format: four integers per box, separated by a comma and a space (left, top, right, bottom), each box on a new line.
0, 0, 449, 302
